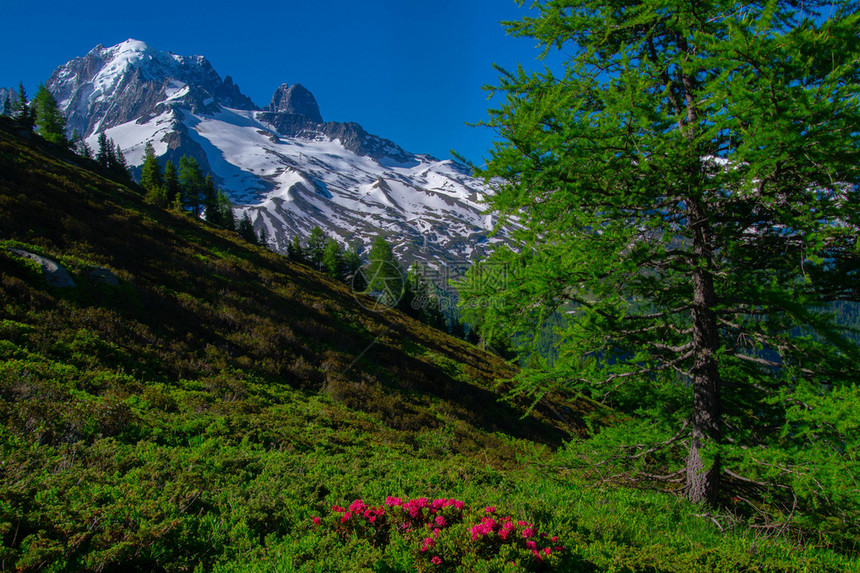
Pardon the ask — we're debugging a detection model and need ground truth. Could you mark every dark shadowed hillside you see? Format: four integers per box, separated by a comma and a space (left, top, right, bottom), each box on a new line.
0, 116, 601, 571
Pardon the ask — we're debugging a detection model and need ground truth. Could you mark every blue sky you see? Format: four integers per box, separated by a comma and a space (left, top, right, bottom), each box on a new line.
1, 0, 558, 165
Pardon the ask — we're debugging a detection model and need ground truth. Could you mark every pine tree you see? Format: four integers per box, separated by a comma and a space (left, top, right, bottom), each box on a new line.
237, 212, 258, 244
33, 84, 68, 147
140, 142, 164, 192
365, 236, 404, 308
95, 133, 110, 168
257, 225, 269, 249
203, 174, 220, 224
287, 236, 304, 263
322, 238, 344, 279
178, 156, 205, 215
216, 190, 236, 231
461, 0, 860, 508
163, 160, 180, 207
111, 142, 131, 183
402, 263, 447, 328
11, 83, 34, 131
342, 245, 364, 290
305, 226, 327, 271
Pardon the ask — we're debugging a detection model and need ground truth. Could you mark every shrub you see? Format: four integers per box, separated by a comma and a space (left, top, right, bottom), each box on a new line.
313, 496, 570, 571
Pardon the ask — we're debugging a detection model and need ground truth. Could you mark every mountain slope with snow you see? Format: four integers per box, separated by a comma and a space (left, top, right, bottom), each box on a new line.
47, 39, 505, 269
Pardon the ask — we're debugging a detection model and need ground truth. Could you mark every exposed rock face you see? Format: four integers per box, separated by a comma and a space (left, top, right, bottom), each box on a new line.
268, 84, 323, 123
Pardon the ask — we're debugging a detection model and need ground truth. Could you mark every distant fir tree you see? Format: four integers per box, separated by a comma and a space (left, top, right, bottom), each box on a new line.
11, 83, 34, 131
237, 212, 258, 244
342, 244, 365, 291
92, 133, 130, 181
111, 141, 132, 183
257, 225, 270, 249
178, 156, 205, 215
95, 133, 110, 167
365, 236, 404, 308
70, 130, 91, 158
403, 263, 446, 329
322, 238, 344, 279
287, 236, 304, 263
140, 142, 163, 191
33, 84, 68, 147
305, 226, 327, 270
202, 174, 220, 224
163, 160, 181, 208
216, 190, 236, 231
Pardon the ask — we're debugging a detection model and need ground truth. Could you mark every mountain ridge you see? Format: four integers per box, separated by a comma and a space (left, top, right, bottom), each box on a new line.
44, 39, 506, 271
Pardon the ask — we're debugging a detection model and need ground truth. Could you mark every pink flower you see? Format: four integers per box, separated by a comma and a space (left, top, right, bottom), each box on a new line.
431, 555, 442, 565
349, 499, 367, 514
485, 505, 496, 514
341, 512, 352, 523
526, 540, 537, 550
385, 496, 402, 507
312, 516, 321, 525
522, 527, 535, 538
435, 515, 446, 527
551, 536, 558, 542
543, 547, 552, 556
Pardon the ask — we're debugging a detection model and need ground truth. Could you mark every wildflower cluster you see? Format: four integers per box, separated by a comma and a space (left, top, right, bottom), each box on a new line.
312, 497, 568, 571
319, 498, 391, 547
468, 506, 566, 566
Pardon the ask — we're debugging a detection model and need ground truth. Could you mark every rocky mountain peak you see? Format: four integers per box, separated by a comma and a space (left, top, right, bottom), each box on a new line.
267, 83, 322, 123
47, 39, 256, 138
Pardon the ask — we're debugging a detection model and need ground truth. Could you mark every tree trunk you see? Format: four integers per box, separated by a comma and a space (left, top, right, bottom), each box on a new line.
686, 201, 722, 506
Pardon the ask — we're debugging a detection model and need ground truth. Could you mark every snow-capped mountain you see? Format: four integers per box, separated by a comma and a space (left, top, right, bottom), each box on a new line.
46, 39, 504, 269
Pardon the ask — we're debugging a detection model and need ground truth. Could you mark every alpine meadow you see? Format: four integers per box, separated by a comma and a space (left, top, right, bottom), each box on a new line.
1, 0, 860, 571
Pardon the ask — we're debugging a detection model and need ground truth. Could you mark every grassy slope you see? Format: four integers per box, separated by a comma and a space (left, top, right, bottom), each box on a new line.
1, 118, 857, 572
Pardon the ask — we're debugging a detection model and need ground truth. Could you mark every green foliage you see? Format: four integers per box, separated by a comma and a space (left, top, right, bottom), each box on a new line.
305, 226, 327, 270
236, 211, 258, 244
462, 0, 860, 517
322, 237, 344, 279
366, 236, 404, 308
163, 159, 180, 207
95, 132, 131, 183
178, 156, 205, 215
10, 82, 34, 131
287, 235, 304, 263
140, 141, 163, 193
32, 84, 68, 147
403, 263, 447, 330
